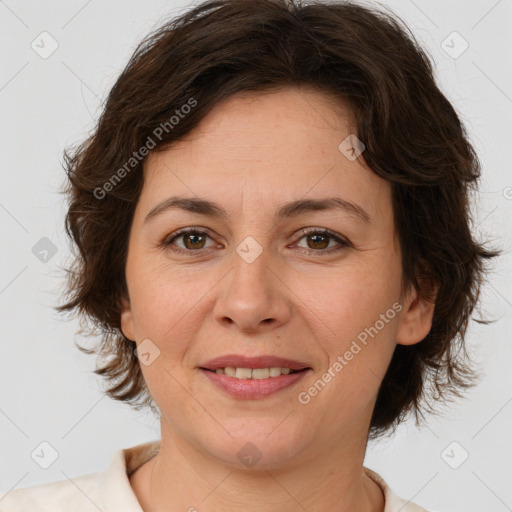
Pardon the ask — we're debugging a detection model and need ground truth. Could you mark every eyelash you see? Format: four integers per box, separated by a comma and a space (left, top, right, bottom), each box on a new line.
163, 227, 351, 256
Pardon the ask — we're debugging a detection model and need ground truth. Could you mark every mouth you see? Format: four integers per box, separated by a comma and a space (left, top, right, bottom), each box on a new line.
198, 354, 312, 399
199, 354, 311, 372
199, 365, 311, 399
200, 367, 308, 378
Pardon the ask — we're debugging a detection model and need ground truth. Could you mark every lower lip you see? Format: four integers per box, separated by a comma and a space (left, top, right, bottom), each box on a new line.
200, 369, 310, 399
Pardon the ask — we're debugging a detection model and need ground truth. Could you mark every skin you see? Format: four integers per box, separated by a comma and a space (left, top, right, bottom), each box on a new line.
121, 86, 436, 512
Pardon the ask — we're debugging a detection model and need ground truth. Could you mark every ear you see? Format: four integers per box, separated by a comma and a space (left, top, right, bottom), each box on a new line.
396, 279, 438, 346
119, 295, 136, 342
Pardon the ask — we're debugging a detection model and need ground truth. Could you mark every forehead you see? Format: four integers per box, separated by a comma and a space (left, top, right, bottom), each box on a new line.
156, 86, 354, 164
138, 87, 391, 224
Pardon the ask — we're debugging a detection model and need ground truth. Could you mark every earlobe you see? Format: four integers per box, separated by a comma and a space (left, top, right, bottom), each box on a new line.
119, 296, 135, 341
396, 282, 438, 346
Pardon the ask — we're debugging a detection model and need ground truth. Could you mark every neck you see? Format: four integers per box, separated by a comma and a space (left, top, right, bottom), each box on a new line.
132, 421, 384, 512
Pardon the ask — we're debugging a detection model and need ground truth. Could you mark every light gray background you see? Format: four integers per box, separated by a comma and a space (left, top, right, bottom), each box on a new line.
1, 1, 511, 511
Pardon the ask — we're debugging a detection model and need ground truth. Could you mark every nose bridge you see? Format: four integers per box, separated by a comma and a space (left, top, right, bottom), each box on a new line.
213, 235, 290, 331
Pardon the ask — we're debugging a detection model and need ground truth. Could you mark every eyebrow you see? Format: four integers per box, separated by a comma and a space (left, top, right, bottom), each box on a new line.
144, 196, 371, 224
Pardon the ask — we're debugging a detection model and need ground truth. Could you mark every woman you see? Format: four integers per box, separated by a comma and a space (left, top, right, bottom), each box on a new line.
0, 0, 497, 510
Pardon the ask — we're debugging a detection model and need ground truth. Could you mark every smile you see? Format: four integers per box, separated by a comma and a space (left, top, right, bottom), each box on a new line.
207, 367, 300, 378
200, 367, 310, 399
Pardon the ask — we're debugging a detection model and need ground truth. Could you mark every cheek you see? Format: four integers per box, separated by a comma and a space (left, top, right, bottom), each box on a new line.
126, 260, 222, 365
296, 274, 399, 427
292, 259, 400, 402
297, 260, 400, 341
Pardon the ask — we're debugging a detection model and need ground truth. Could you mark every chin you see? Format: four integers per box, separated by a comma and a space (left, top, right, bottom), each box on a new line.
195, 420, 312, 470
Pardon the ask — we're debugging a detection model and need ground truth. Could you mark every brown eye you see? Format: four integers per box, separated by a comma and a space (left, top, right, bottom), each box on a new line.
305, 233, 330, 250
182, 232, 206, 250
295, 228, 351, 254
166, 229, 215, 251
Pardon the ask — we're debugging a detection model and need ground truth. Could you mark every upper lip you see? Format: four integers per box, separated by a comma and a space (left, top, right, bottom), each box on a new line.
200, 354, 311, 371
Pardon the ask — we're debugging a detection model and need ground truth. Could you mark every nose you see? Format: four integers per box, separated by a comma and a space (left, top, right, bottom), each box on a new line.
213, 246, 292, 334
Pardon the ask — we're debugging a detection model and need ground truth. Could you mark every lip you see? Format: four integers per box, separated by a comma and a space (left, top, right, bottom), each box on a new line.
199, 354, 311, 371
200, 367, 311, 399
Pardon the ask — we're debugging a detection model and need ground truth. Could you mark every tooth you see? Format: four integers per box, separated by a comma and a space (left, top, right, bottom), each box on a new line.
218, 367, 296, 378
252, 368, 270, 379
269, 367, 282, 377
235, 367, 252, 379
224, 367, 236, 377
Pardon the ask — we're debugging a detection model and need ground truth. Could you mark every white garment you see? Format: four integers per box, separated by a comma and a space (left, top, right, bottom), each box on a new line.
0, 440, 428, 511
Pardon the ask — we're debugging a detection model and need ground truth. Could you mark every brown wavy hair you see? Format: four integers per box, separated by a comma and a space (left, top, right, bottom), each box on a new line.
57, 0, 499, 438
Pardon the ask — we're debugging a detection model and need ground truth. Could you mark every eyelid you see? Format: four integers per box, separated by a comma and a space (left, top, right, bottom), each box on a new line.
292, 227, 352, 250
164, 226, 219, 249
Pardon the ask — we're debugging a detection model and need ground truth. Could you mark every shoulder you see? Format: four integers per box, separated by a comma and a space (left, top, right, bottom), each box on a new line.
364, 467, 430, 512
0, 472, 102, 511
0, 441, 159, 512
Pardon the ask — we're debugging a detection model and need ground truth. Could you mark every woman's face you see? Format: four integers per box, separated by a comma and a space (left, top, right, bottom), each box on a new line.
121, 87, 433, 469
